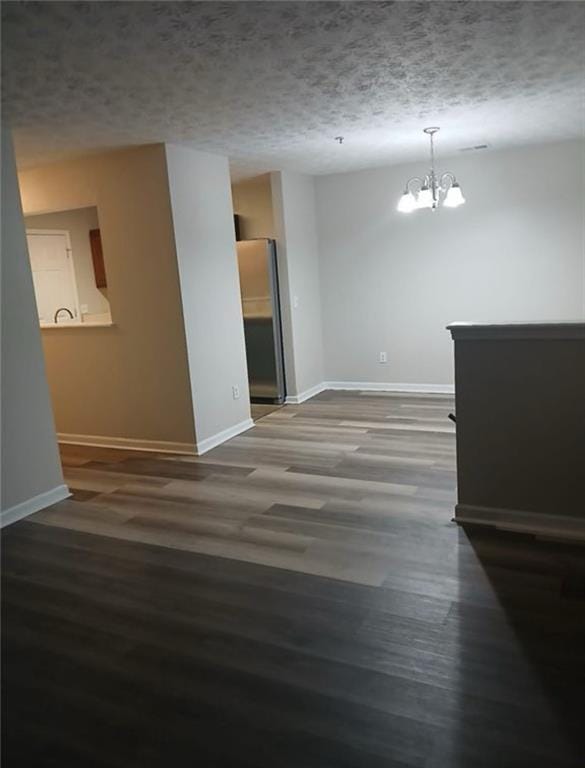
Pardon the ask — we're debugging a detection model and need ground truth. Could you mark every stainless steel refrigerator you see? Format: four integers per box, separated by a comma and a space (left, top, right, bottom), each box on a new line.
236, 238, 286, 403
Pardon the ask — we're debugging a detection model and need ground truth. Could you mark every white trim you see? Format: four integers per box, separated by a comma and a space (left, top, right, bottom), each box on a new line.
325, 381, 454, 395
284, 382, 328, 404
58, 433, 196, 455
1, 484, 71, 528
455, 503, 585, 543
195, 418, 255, 455
284, 381, 453, 404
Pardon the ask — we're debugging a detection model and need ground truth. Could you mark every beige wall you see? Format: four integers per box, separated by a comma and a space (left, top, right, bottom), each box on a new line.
24, 206, 111, 318
231, 173, 274, 239
18, 145, 196, 448
237, 240, 271, 300
1, 128, 65, 520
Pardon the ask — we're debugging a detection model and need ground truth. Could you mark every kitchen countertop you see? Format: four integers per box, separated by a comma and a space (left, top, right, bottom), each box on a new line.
40, 321, 115, 329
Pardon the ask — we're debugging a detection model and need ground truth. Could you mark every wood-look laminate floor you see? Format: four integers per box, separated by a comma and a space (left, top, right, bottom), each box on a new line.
250, 402, 282, 421
3, 391, 584, 767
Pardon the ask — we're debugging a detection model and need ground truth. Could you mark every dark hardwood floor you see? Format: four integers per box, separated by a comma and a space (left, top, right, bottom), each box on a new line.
2, 391, 584, 767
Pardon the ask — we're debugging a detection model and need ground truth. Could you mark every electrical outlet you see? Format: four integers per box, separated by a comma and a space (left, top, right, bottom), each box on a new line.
379, 352, 387, 363
293, 295, 300, 309
80, 304, 89, 315
232, 385, 240, 400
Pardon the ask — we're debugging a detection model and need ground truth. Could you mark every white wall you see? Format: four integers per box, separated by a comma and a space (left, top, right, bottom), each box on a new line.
315, 140, 585, 387
1, 128, 67, 524
165, 145, 252, 450
24, 206, 111, 318
271, 171, 324, 399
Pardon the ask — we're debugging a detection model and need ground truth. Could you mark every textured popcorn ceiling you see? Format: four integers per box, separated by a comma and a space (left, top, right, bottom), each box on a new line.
2, 1, 584, 175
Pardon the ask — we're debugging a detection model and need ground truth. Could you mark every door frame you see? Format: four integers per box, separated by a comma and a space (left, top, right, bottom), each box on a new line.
26, 229, 82, 322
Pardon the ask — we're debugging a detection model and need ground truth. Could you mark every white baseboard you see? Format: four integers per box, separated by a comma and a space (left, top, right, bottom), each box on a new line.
195, 418, 255, 455
1, 484, 71, 528
455, 503, 585, 543
325, 381, 454, 395
58, 433, 196, 455
285, 382, 328, 404
284, 381, 453, 405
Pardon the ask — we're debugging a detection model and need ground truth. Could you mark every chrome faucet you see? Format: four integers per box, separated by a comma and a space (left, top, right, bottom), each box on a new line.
54, 307, 74, 323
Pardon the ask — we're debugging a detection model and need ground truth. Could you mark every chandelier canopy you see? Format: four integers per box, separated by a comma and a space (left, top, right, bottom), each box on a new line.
397, 127, 465, 213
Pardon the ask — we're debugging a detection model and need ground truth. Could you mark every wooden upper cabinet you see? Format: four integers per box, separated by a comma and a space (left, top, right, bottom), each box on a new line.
89, 228, 107, 288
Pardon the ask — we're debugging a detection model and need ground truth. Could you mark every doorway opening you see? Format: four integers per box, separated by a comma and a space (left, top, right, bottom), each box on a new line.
231, 173, 287, 423
236, 237, 286, 422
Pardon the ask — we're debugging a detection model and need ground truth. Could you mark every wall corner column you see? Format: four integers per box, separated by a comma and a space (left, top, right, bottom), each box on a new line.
165, 144, 252, 452
1, 127, 67, 525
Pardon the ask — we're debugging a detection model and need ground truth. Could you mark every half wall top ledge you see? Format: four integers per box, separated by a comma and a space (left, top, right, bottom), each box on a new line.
447, 321, 585, 341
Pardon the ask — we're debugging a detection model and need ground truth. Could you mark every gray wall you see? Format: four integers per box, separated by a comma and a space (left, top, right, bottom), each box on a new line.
271, 171, 324, 398
165, 145, 252, 448
1, 128, 65, 519
451, 328, 585, 523
315, 140, 585, 387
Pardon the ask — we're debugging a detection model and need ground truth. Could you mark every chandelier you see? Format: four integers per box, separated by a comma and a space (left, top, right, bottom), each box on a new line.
397, 127, 465, 213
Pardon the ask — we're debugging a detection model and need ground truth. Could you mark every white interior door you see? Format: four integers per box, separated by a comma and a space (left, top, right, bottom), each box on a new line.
26, 230, 80, 324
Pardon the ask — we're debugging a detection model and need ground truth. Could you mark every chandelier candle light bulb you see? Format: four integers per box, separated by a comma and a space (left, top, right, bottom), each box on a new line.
397, 190, 416, 213
443, 182, 466, 207
397, 127, 466, 213
416, 185, 433, 209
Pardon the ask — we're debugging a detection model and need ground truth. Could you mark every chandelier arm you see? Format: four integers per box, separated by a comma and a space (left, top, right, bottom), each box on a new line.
439, 171, 457, 191
405, 176, 424, 194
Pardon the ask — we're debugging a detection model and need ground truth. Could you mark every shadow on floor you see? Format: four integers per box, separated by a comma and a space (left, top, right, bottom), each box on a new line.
427, 524, 585, 767
250, 402, 282, 422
